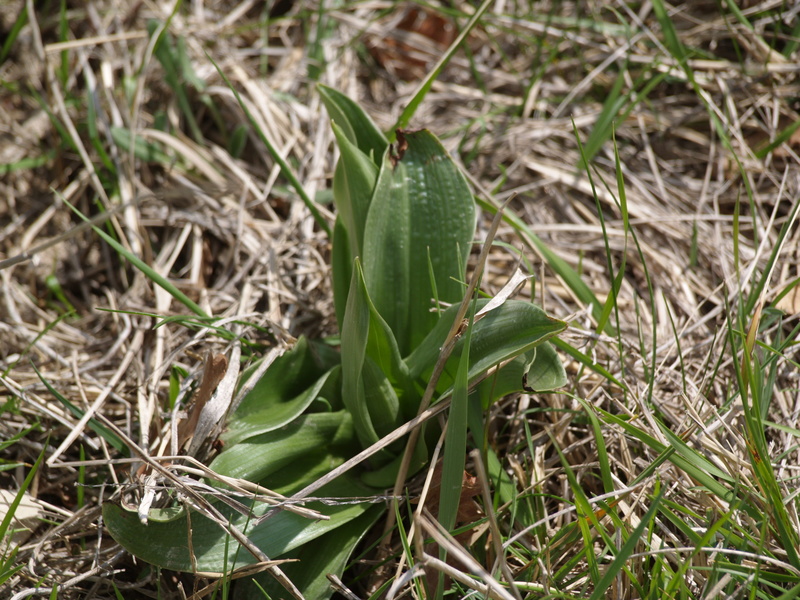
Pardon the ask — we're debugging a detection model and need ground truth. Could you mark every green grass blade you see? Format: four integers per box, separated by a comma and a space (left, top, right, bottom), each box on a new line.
552, 439, 601, 586
434, 298, 475, 600
552, 338, 627, 390
438, 300, 475, 534
205, 53, 331, 237
573, 396, 614, 495
745, 197, 800, 315
0, 443, 46, 545
0, 3, 27, 65
60, 197, 209, 318
588, 490, 663, 600
390, 0, 493, 137
476, 197, 604, 328
754, 119, 800, 160
33, 364, 128, 455
150, 25, 203, 144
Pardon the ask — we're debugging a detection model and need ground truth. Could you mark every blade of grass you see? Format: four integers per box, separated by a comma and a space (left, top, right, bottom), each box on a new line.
754, 119, 800, 160
0, 3, 27, 65
60, 196, 209, 318
205, 53, 331, 237
573, 396, 614, 495
0, 442, 46, 545
551, 338, 627, 391
33, 364, 128, 455
390, 0, 493, 138
588, 489, 663, 600
551, 437, 601, 588
651, 0, 759, 247
475, 196, 605, 328
728, 303, 800, 569
574, 124, 627, 347
436, 296, 476, 600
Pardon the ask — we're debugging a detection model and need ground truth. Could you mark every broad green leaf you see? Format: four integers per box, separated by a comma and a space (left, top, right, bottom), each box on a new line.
318, 84, 388, 162
243, 507, 383, 600
337, 235, 415, 415
359, 433, 429, 488
340, 260, 401, 454
331, 121, 379, 259
224, 368, 338, 446
472, 342, 567, 410
363, 130, 476, 355
103, 468, 375, 574
331, 217, 353, 327
224, 337, 341, 445
211, 411, 356, 483
521, 341, 568, 392
406, 299, 566, 392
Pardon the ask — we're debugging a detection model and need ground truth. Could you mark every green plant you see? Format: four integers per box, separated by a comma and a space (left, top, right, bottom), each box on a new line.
103, 88, 567, 599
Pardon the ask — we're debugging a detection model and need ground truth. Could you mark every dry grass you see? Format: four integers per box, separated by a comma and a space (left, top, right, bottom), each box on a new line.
1, 0, 800, 598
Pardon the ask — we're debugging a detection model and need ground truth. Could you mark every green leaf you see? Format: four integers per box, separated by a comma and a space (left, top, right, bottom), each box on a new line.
359, 434, 429, 489
587, 492, 664, 600
110, 127, 172, 164
521, 341, 568, 392
61, 197, 209, 318
331, 217, 354, 327
438, 300, 474, 538
340, 260, 401, 454
103, 468, 375, 574
331, 121, 379, 262
471, 341, 566, 410
390, 0, 494, 137
475, 197, 605, 331
208, 54, 331, 236
224, 368, 338, 447
406, 299, 566, 393
244, 507, 383, 600
363, 130, 476, 355
0, 443, 45, 547
349, 258, 417, 417
318, 85, 388, 162
224, 337, 341, 446
211, 411, 355, 483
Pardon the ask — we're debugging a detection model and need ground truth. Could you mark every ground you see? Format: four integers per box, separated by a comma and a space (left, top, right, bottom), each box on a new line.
1, 0, 800, 598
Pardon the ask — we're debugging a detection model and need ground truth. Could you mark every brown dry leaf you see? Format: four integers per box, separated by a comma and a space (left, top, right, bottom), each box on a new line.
775, 281, 800, 315
177, 352, 228, 452
366, 5, 457, 81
